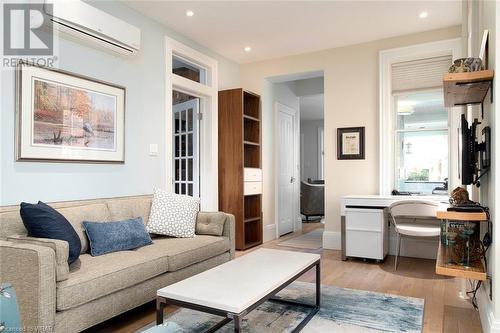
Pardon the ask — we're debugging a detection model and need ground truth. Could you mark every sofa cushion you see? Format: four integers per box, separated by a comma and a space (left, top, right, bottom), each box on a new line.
196, 212, 227, 236
56, 247, 169, 311
106, 197, 152, 225
57, 203, 112, 254
150, 235, 231, 272
56, 235, 230, 310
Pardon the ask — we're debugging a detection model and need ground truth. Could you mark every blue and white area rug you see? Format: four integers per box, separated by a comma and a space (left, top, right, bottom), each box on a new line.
140, 281, 424, 333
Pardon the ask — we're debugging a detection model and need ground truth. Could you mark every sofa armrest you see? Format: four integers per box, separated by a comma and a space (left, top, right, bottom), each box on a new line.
7, 235, 69, 282
222, 213, 235, 258
0, 240, 56, 331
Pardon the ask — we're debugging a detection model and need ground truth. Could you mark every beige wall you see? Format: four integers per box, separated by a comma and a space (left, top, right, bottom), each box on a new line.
240, 26, 461, 245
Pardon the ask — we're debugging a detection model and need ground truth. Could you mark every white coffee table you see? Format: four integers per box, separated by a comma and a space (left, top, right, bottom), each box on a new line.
156, 248, 321, 332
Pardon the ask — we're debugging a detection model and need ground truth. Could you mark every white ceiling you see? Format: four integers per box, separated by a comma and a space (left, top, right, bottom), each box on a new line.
300, 94, 324, 121
126, 1, 461, 64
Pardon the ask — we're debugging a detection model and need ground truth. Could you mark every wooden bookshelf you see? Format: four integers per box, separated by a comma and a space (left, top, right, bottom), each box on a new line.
219, 89, 262, 250
443, 70, 494, 107
435, 242, 487, 281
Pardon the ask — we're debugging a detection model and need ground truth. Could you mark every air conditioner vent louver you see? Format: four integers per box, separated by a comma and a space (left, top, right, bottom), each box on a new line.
45, 0, 141, 56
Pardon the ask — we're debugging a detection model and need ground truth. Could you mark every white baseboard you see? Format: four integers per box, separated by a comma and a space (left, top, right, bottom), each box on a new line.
323, 231, 341, 250
478, 285, 500, 333
263, 224, 276, 243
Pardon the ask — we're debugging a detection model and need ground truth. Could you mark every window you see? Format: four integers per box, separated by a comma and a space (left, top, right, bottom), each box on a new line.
172, 55, 207, 85
379, 38, 461, 195
166, 37, 218, 210
394, 91, 449, 194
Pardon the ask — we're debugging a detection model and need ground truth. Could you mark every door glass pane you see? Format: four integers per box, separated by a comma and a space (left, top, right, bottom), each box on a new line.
188, 133, 193, 156
173, 90, 200, 197
188, 158, 193, 181
174, 136, 180, 157
180, 135, 186, 157
174, 113, 180, 134
172, 55, 207, 85
188, 108, 193, 131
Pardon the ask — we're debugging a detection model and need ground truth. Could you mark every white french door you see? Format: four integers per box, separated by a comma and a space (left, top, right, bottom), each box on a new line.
173, 98, 199, 197
277, 104, 297, 236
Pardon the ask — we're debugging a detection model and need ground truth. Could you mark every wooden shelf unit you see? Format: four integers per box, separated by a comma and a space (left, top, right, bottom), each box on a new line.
436, 242, 487, 281
436, 210, 488, 222
218, 88, 263, 250
443, 70, 494, 107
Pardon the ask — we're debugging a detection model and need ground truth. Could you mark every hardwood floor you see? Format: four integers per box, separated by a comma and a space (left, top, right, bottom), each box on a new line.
85, 222, 482, 333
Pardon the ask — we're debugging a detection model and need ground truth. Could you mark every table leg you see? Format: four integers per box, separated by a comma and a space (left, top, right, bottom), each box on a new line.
316, 262, 321, 307
156, 298, 165, 325
234, 315, 241, 333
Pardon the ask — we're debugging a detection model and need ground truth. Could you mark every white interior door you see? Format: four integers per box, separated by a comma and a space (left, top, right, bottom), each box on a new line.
173, 98, 199, 197
277, 104, 297, 236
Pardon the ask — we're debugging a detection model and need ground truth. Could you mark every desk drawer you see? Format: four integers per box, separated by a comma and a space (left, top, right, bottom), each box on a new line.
244, 182, 262, 195
244, 168, 262, 182
346, 230, 384, 260
345, 208, 384, 232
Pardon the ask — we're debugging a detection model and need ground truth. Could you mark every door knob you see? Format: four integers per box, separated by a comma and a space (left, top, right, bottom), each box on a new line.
290, 177, 295, 183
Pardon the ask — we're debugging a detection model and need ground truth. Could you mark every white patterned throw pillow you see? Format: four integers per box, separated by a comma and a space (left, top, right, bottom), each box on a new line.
147, 188, 200, 238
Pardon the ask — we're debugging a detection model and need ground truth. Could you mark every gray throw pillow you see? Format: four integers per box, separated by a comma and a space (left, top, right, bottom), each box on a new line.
196, 212, 226, 236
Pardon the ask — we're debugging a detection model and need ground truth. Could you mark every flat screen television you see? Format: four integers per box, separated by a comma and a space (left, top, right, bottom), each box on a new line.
460, 114, 475, 185
459, 114, 490, 186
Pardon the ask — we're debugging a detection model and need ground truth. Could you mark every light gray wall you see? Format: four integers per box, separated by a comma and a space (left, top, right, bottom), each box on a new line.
301, 120, 324, 181
272, 81, 299, 110
0, 1, 240, 205
295, 77, 324, 97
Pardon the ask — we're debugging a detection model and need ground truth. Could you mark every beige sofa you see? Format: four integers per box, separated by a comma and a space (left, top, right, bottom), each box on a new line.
0, 195, 235, 333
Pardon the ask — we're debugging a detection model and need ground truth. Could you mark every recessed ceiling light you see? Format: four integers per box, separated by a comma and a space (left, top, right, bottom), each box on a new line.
186, 10, 194, 17
419, 11, 428, 19
244, 46, 251, 52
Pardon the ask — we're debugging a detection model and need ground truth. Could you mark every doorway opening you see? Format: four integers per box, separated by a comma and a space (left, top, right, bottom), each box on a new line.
270, 72, 325, 248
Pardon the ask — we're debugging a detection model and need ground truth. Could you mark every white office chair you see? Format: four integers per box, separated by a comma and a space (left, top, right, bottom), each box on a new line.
389, 200, 441, 270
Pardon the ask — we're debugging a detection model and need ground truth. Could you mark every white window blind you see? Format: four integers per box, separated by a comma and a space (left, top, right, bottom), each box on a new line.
391, 55, 452, 93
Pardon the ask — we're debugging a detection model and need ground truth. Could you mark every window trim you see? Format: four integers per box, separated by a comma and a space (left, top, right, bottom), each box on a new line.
379, 38, 462, 195
165, 37, 218, 210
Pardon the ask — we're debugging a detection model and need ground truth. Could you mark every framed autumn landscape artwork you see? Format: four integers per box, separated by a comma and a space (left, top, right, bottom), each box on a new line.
16, 61, 125, 163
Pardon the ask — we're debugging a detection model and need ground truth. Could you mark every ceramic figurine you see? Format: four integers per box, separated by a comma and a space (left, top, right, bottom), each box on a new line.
448, 57, 484, 73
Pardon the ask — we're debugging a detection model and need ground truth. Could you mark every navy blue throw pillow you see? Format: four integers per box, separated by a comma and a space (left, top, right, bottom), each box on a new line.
20, 201, 82, 264
82, 217, 153, 256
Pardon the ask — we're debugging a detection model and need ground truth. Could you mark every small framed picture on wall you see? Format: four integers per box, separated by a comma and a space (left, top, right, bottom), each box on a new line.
337, 127, 365, 160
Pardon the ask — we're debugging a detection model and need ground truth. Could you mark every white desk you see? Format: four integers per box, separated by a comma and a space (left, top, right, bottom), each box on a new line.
341, 195, 449, 261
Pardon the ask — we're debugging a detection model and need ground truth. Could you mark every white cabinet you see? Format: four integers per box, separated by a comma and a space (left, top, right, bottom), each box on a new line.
345, 208, 388, 260
244, 181, 262, 195
244, 168, 262, 182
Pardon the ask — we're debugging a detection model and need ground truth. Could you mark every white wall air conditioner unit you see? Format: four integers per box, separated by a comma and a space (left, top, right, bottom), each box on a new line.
44, 0, 141, 56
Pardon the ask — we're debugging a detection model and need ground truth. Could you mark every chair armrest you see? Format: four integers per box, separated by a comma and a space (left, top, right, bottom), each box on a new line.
7, 235, 69, 282
0, 240, 56, 331
222, 213, 235, 258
